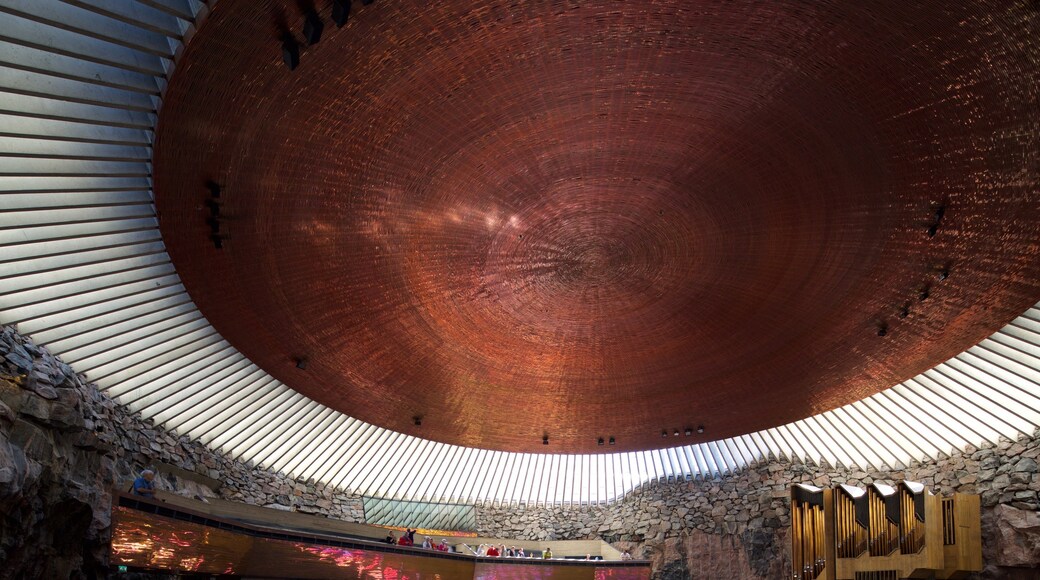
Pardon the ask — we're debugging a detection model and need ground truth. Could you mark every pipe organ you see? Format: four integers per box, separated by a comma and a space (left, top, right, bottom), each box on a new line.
791, 482, 981, 580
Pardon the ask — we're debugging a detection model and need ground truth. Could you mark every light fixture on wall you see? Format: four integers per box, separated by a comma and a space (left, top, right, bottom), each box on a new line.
697, 426, 705, 434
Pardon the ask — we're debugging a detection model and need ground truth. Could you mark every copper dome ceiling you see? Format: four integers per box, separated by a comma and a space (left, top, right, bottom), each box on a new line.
153, 0, 1040, 453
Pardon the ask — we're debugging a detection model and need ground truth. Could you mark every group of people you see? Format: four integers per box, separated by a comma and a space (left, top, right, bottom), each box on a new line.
477, 544, 550, 558
385, 529, 450, 552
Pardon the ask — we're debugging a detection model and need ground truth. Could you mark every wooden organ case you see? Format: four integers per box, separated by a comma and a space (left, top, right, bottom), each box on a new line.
791, 481, 981, 580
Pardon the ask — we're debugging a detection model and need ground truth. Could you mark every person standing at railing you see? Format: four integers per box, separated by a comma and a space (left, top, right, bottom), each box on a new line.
131, 470, 156, 499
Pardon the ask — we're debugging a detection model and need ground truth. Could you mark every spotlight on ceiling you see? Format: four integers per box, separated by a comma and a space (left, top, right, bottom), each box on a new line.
938, 268, 949, 281
878, 325, 887, 337
331, 0, 351, 27
919, 287, 930, 302
597, 437, 604, 446
542, 435, 549, 445
661, 430, 668, 438
295, 357, 308, 370
697, 426, 705, 434
673, 429, 680, 437
684, 428, 692, 436
282, 35, 300, 70
413, 416, 422, 426
302, 10, 324, 45
899, 305, 910, 319
608, 436, 615, 445
362, 0, 374, 5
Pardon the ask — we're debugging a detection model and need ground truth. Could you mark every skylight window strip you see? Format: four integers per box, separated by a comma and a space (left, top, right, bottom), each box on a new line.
149, 358, 256, 425
861, 394, 935, 463
213, 389, 303, 457
532, 453, 550, 505
802, 414, 856, 469
914, 372, 1012, 441
901, 377, 987, 449
0, 251, 169, 302
867, 391, 938, 461
512, 453, 533, 504
770, 425, 806, 463
62, 0, 188, 40
255, 404, 331, 470
673, 444, 692, 477
926, 366, 1032, 436
938, 361, 1040, 428
34, 294, 191, 353
839, 404, 901, 469
418, 443, 457, 502
174, 369, 276, 436
961, 347, 1040, 401
690, 444, 712, 478
314, 419, 371, 486
717, 439, 740, 473
85, 326, 219, 385
786, 420, 827, 467
284, 413, 351, 480
466, 449, 494, 505
544, 453, 561, 505
679, 445, 699, 479
885, 384, 963, 454
825, 407, 885, 470
736, 435, 761, 465
70, 311, 207, 372
578, 454, 590, 504
708, 441, 729, 475
447, 447, 478, 504
379, 436, 427, 500
125, 342, 237, 409
354, 430, 407, 498
984, 332, 1040, 363
477, 452, 504, 505
18, 285, 189, 344
0, 2, 176, 59
3, 274, 184, 331
227, 395, 313, 461
853, 398, 927, 463
340, 426, 396, 492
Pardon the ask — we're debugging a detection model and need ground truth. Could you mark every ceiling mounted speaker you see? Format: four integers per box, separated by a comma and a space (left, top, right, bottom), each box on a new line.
282, 36, 300, 70
332, 0, 350, 27
303, 10, 324, 44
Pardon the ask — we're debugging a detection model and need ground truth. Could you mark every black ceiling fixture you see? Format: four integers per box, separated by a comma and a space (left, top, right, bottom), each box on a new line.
332, 0, 351, 27
302, 10, 324, 45
282, 35, 300, 70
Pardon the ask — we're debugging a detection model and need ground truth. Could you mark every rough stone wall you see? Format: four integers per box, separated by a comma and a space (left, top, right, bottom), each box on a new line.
2, 323, 1040, 579
0, 326, 364, 579
474, 435, 1040, 579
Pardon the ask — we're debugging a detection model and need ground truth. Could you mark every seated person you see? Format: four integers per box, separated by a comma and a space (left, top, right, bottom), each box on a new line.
543, 547, 553, 559
437, 539, 449, 552
131, 470, 156, 498
422, 536, 432, 549
398, 534, 412, 546
486, 545, 499, 557
620, 550, 632, 560
516, 547, 525, 557
385, 532, 396, 545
